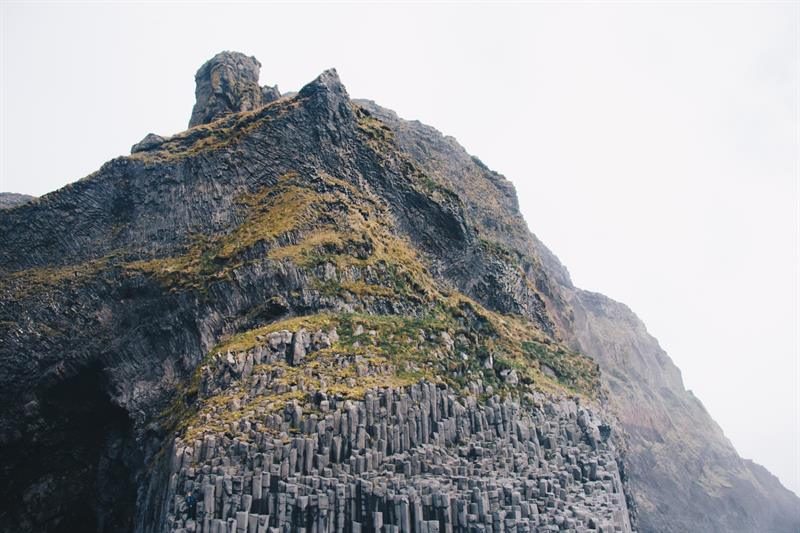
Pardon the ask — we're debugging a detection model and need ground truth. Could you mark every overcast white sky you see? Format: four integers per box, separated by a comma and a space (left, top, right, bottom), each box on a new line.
1, 2, 797, 495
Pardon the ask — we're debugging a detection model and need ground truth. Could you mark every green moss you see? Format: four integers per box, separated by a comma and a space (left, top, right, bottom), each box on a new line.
352, 104, 395, 151
214, 313, 339, 354
1, 256, 114, 299
131, 96, 302, 163
521, 340, 600, 395
125, 171, 333, 289
128, 168, 442, 306
157, 363, 204, 440
168, 301, 602, 445
217, 173, 322, 259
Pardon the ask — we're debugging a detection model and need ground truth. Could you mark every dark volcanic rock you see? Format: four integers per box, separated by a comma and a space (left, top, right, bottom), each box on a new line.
261, 84, 280, 103
1, 55, 628, 532
0, 51, 795, 533
355, 99, 800, 532
131, 133, 166, 153
189, 51, 271, 128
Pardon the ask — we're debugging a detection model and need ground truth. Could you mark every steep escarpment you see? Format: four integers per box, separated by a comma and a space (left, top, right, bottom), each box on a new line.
0, 55, 636, 533
357, 102, 800, 532
1, 51, 796, 533
566, 291, 800, 533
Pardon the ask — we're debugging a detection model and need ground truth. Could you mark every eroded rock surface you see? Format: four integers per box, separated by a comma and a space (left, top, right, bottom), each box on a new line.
354, 100, 800, 532
0, 51, 795, 533
189, 51, 279, 128
166, 373, 631, 533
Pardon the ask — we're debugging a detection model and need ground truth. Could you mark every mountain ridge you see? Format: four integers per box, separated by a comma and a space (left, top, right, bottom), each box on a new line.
355, 93, 800, 533
0, 51, 796, 533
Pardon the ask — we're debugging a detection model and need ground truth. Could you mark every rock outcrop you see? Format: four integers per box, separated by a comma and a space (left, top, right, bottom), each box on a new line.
132, 133, 167, 154
0, 51, 795, 533
189, 51, 279, 128
157, 324, 633, 533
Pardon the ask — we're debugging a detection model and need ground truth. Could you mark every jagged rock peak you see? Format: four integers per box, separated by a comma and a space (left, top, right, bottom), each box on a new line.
298, 68, 348, 99
188, 51, 280, 128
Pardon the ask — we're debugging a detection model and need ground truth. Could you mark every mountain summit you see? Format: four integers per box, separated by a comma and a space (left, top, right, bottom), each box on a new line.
189, 51, 281, 128
0, 52, 796, 533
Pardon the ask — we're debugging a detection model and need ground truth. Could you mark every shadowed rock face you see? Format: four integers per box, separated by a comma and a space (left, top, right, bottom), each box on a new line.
0, 52, 795, 533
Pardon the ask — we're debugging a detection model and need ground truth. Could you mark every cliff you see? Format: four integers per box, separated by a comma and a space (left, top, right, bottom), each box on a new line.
0, 51, 795, 533
354, 100, 800, 533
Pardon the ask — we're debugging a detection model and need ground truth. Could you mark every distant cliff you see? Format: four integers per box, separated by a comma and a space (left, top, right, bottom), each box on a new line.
0, 51, 795, 533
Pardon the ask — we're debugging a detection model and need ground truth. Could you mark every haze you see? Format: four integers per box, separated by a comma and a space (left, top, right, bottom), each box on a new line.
1, 2, 797, 495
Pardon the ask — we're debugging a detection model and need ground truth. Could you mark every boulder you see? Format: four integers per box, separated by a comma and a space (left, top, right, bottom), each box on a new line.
131, 133, 166, 153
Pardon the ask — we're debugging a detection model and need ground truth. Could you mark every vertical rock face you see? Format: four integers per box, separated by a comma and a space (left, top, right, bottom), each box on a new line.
0, 51, 795, 533
163, 331, 633, 533
356, 100, 800, 532
0, 53, 636, 532
188, 51, 276, 128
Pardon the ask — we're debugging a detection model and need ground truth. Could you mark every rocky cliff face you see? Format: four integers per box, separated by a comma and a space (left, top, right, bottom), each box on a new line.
0, 52, 795, 533
354, 102, 800, 532
564, 291, 799, 533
